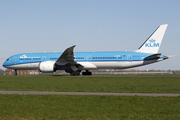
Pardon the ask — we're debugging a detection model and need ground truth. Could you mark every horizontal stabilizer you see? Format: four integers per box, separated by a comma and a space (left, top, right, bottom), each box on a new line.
144, 53, 161, 60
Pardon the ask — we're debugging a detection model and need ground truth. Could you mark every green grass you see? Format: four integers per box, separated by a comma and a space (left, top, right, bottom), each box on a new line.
0, 76, 180, 93
0, 95, 180, 120
0, 76, 180, 119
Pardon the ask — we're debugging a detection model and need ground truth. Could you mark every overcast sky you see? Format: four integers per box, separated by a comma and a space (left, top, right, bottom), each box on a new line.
0, 0, 180, 70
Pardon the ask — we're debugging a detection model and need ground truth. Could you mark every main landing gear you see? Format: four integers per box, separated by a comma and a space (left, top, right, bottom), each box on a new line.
82, 70, 92, 76
70, 70, 81, 76
70, 70, 92, 76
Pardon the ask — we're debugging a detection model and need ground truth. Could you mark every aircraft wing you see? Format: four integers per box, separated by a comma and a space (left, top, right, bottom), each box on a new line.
55, 45, 96, 71
55, 45, 77, 66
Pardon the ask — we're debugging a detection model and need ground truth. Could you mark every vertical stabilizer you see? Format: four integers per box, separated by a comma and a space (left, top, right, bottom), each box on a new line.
136, 24, 168, 53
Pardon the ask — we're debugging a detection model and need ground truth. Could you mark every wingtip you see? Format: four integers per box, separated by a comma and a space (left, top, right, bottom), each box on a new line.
68, 45, 76, 48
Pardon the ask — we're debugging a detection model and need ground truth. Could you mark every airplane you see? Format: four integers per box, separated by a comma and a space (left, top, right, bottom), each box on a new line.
3, 24, 168, 76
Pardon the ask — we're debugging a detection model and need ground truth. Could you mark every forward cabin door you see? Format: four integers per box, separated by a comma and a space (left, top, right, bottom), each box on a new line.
42, 56, 46, 61
12, 57, 16, 64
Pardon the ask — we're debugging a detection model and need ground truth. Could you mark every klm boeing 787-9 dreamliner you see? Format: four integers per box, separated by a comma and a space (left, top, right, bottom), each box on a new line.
3, 24, 168, 76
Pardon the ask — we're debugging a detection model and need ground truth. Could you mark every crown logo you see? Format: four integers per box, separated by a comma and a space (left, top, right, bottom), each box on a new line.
149, 39, 156, 43
20, 55, 27, 58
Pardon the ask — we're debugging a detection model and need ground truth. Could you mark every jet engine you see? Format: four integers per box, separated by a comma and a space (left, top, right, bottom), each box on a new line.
39, 61, 56, 73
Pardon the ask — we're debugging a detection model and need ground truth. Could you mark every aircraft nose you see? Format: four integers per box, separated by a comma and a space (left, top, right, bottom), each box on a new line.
3, 62, 6, 67
2, 61, 7, 68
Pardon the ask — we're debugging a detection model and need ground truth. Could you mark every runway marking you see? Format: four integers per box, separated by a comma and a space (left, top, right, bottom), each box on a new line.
0, 91, 180, 97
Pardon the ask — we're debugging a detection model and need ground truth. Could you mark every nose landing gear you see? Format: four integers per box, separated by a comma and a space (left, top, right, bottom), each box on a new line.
14, 69, 17, 75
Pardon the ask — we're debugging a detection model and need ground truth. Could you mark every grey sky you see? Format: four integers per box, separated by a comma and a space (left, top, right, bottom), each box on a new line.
0, 0, 179, 70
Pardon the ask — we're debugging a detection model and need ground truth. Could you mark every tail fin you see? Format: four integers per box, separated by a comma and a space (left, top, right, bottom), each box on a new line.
136, 24, 168, 53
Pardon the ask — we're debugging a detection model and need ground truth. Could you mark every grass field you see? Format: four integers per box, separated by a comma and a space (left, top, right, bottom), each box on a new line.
0, 95, 180, 120
0, 76, 180, 93
0, 76, 180, 119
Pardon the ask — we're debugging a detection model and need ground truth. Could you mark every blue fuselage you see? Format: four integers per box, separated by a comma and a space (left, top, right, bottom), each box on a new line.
3, 51, 164, 70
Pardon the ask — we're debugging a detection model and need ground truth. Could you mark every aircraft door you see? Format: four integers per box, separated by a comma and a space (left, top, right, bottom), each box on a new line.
87, 55, 91, 61
42, 56, 46, 61
12, 57, 16, 64
127, 55, 132, 62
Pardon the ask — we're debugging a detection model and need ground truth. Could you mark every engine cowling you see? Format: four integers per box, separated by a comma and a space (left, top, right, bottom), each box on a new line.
39, 61, 56, 73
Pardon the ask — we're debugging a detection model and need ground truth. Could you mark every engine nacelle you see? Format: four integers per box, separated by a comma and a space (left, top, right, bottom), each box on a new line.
39, 61, 56, 73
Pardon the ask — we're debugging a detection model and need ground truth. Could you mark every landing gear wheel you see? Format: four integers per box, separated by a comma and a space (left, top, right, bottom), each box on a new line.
82, 70, 92, 76
70, 71, 80, 76
14, 69, 17, 76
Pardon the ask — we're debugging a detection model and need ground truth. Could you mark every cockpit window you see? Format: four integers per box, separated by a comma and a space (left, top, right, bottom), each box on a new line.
6, 59, 9, 61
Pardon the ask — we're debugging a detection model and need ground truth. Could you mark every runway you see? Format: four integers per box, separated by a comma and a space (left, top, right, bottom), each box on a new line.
1, 75, 180, 77
0, 91, 180, 97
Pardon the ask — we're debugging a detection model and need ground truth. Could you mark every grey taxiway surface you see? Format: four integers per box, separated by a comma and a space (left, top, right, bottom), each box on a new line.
0, 91, 180, 97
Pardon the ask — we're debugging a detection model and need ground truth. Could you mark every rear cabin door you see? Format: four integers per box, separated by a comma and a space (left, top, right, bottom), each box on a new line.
127, 55, 132, 62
